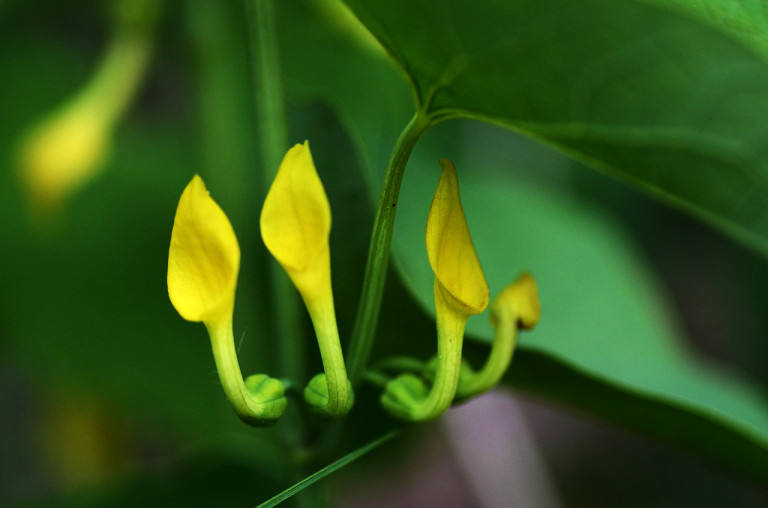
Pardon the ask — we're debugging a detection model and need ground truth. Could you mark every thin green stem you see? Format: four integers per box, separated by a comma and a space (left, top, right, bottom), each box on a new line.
347, 112, 431, 385
246, 0, 303, 393
457, 305, 517, 398
206, 318, 286, 426
303, 250, 353, 417
379, 282, 467, 421
245, 0, 306, 443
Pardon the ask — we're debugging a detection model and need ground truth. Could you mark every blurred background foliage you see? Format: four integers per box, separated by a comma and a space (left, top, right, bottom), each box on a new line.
1, 0, 768, 506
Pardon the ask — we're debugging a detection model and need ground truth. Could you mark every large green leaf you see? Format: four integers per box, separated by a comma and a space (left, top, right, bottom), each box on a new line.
277, 0, 768, 481
342, 0, 768, 253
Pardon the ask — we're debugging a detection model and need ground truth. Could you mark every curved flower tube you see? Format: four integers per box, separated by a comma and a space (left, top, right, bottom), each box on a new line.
260, 142, 353, 419
168, 175, 286, 426
455, 272, 540, 399
381, 159, 489, 421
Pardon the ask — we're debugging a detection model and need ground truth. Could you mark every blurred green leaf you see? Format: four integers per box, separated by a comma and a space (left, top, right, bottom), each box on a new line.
341, 0, 768, 254
0, 0, 276, 445
496, 348, 768, 484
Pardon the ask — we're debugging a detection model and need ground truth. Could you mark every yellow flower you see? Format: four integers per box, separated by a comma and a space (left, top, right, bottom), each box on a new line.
427, 158, 489, 328
456, 272, 540, 399
260, 141, 332, 307
382, 159, 487, 421
261, 142, 353, 418
168, 175, 285, 425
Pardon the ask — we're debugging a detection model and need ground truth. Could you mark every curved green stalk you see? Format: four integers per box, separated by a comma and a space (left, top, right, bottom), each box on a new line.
207, 318, 287, 425
245, 0, 307, 449
347, 112, 431, 385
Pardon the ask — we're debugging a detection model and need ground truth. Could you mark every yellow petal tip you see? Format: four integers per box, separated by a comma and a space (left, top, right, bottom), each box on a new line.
260, 142, 331, 274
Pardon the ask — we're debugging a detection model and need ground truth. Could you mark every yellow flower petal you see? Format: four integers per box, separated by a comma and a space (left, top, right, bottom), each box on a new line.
260, 141, 331, 276
167, 175, 240, 324
426, 159, 489, 317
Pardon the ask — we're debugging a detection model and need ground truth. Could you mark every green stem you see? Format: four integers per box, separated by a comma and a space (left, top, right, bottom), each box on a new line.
245, 0, 306, 442
246, 0, 304, 393
206, 318, 286, 426
379, 281, 466, 421
457, 304, 517, 398
347, 112, 430, 385
308, 297, 351, 415
302, 249, 353, 418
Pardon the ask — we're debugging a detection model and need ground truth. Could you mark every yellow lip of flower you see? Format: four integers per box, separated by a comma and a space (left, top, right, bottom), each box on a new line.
260, 141, 331, 279
427, 158, 489, 318
167, 175, 240, 325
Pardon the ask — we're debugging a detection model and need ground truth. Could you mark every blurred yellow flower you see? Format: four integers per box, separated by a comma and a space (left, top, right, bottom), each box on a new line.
18, 103, 111, 213
492, 272, 540, 331
17, 13, 152, 216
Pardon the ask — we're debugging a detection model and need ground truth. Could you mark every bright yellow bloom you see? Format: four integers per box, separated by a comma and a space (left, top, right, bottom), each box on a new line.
261, 142, 353, 418
382, 159, 487, 421
261, 141, 332, 306
168, 175, 285, 425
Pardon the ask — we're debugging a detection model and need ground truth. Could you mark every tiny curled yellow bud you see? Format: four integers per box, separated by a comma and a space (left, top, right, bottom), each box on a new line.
455, 272, 541, 400
167, 175, 240, 326
491, 272, 540, 330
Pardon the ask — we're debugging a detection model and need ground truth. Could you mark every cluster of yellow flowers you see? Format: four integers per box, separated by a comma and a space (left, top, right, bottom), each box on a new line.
167, 143, 539, 425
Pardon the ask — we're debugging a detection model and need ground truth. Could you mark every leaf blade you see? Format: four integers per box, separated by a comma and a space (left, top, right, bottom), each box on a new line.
342, 0, 768, 251
256, 430, 400, 508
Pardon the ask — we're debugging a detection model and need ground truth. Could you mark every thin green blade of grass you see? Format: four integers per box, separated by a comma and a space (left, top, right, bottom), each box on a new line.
257, 429, 401, 507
